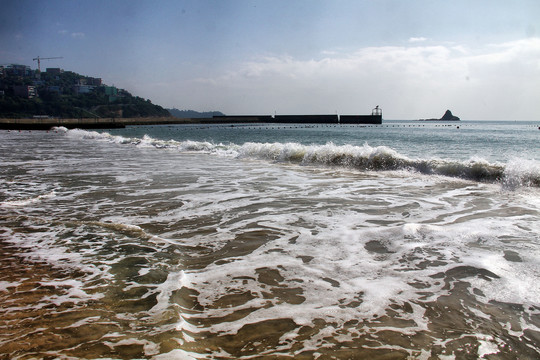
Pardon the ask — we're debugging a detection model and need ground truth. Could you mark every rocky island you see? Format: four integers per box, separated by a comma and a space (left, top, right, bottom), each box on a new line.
420, 110, 460, 121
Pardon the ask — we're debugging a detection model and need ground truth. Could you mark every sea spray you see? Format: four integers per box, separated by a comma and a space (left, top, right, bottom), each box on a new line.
503, 158, 540, 189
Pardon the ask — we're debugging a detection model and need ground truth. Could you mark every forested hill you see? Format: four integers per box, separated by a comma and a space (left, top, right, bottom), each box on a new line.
0, 67, 170, 119
167, 108, 225, 118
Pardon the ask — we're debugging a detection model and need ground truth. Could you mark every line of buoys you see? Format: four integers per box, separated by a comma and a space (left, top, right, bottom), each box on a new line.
107, 122, 540, 133
157, 123, 472, 131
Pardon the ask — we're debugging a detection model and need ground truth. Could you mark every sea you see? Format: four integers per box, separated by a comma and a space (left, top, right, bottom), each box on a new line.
1, 120, 539, 359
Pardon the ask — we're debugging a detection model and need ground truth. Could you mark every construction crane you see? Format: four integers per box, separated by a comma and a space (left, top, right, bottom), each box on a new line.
33, 56, 63, 72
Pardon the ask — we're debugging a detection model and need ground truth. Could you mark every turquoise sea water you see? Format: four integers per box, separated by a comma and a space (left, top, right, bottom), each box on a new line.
1, 121, 539, 359
111, 121, 539, 162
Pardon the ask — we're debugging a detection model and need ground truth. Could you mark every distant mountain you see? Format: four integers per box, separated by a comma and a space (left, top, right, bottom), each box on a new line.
0, 65, 170, 118
167, 108, 225, 118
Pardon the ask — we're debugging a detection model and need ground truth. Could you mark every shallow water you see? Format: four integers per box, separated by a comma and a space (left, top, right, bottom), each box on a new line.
1, 122, 539, 359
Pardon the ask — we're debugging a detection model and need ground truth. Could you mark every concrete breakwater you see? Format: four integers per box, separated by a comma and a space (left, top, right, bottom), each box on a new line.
0, 117, 193, 130
213, 114, 382, 125
1, 113, 382, 130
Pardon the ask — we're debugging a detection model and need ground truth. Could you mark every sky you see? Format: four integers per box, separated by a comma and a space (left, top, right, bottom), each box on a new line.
1, 0, 540, 120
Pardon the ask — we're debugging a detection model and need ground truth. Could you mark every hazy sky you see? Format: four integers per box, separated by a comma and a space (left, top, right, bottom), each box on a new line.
2, 0, 539, 120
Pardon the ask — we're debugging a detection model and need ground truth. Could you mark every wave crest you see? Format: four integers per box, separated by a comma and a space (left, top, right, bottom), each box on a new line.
237, 141, 511, 183
62, 129, 540, 187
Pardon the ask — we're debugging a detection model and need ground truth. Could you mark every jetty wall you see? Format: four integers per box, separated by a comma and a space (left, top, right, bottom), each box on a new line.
214, 114, 381, 124
1, 113, 383, 130
273, 115, 339, 124
340, 115, 382, 124
210, 115, 274, 123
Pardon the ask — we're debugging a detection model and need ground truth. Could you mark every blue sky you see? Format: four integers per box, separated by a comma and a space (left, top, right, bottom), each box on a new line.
2, 0, 539, 120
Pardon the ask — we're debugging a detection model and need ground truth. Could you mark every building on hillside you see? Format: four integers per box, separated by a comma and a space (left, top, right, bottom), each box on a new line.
104, 85, 118, 96
104, 85, 118, 102
13, 85, 37, 98
88, 77, 102, 86
6, 64, 32, 77
73, 84, 95, 94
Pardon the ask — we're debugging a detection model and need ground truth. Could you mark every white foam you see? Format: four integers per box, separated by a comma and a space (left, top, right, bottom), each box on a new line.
39, 279, 101, 305
103, 338, 160, 357
503, 157, 540, 188
138, 268, 151, 276
2, 126, 538, 357
65, 316, 102, 329
175, 205, 539, 341
0, 281, 18, 292
0, 190, 56, 207
477, 335, 503, 357
153, 348, 221, 359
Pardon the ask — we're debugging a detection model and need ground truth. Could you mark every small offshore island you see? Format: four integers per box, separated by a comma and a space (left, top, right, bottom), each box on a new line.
419, 109, 460, 121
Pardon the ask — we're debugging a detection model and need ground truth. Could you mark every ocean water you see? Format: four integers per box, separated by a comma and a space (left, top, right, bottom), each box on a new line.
1, 121, 539, 359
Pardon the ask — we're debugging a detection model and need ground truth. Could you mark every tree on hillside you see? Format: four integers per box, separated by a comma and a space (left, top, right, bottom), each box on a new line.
0, 68, 171, 118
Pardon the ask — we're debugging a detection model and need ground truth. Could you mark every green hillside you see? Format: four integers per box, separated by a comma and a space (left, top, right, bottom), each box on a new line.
167, 108, 225, 118
0, 66, 170, 119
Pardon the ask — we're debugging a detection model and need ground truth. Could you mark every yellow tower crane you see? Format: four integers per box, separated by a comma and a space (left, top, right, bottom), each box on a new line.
33, 56, 63, 72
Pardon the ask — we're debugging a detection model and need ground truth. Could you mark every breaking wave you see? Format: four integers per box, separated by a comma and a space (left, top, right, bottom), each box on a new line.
237, 142, 540, 187
57, 127, 540, 187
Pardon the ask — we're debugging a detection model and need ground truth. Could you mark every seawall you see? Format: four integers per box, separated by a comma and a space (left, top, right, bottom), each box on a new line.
214, 114, 382, 125
0, 117, 194, 130
340, 115, 383, 124
1, 113, 383, 130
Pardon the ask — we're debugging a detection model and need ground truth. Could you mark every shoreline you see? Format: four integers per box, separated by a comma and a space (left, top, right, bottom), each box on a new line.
0, 117, 234, 130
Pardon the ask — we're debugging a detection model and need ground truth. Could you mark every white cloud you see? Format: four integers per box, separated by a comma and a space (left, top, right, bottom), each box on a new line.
321, 50, 339, 56
160, 38, 540, 120
408, 37, 427, 43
